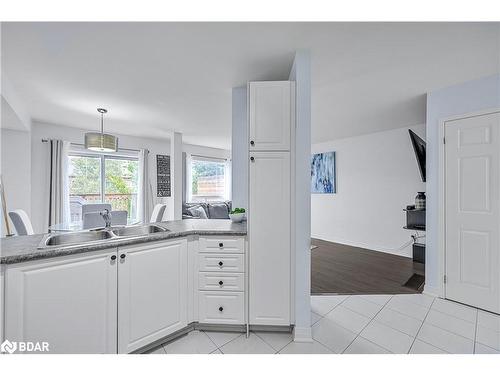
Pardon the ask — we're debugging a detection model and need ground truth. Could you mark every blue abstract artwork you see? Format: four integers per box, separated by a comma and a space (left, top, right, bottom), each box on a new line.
311, 152, 336, 194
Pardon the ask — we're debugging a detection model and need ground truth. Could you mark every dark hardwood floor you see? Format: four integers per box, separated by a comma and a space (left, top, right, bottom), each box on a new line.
311, 238, 425, 295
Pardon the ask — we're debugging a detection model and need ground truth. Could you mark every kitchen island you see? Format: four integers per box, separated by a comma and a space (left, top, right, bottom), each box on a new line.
0, 219, 248, 353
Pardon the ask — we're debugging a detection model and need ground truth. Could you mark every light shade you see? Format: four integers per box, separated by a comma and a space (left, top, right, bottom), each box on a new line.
84, 132, 118, 152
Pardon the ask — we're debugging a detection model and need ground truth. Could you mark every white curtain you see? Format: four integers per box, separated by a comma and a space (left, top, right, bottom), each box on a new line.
48, 140, 70, 227
185, 153, 193, 203
138, 149, 152, 223
224, 159, 232, 201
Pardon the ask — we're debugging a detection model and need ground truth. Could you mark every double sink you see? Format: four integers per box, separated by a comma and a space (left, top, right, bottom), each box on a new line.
40, 224, 169, 249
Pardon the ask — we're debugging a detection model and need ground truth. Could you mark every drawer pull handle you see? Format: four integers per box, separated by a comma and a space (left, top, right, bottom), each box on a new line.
219, 242, 223, 247
111, 255, 117, 261
219, 306, 224, 312
120, 254, 126, 259
250, 140, 255, 146
250, 156, 255, 161
218, 261, 223, 266
219, 280, 224, 286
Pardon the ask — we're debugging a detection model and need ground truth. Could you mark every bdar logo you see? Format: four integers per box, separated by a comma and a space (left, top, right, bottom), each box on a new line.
1, 340, 17, 354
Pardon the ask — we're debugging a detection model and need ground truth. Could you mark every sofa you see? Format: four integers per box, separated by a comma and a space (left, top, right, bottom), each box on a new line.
182, 201, 232, 219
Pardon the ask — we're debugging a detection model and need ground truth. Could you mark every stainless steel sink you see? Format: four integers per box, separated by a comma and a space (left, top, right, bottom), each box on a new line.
44, 230, 115, 247
111, 224, 167, 237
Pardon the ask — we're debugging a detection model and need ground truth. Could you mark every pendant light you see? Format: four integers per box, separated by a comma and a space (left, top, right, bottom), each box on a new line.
84, 108, 118, 152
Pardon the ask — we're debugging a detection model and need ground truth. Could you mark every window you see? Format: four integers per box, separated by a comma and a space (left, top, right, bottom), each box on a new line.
187, 156, 230, 203
68, 149, 139, 222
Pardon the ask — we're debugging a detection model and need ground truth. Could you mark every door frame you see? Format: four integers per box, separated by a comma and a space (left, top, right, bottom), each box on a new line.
437, 107, 500, 300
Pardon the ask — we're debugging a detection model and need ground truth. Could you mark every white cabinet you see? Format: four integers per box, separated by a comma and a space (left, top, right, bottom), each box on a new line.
196, 236, 246, 325
198, 291, 245, 324
249, 81, 292, 151
4, 249, 118, 354
118, 239, 188, 353
249, 151, 291, 325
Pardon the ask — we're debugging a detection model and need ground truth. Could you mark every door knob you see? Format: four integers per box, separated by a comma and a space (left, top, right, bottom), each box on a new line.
219, 242, 223, 247
219, 280, 224, 286
219, 306, 224, 312
111, 255, 117, 261
250, 140, 255, 146
250, 156, 255, 161
120, 254, 126, 259
218, 261, 223, 266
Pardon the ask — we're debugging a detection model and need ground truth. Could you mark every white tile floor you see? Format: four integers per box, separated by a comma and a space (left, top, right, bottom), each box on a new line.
146, 294, 500, 354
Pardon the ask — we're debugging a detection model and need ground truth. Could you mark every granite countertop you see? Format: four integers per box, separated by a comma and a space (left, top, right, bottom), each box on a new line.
0, 219, 247, 265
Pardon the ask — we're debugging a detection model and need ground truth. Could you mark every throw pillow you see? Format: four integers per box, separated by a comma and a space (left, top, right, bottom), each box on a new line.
188, 206, 208, 219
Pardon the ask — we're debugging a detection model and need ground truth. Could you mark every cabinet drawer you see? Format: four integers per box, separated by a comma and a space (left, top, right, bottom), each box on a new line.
198, 254, 244, 273
198, 291, 244, 324
198, 272, 244, 292
199, 237, 244, 253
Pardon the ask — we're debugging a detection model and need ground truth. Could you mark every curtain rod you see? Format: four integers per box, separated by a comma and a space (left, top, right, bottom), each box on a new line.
190, 154, 229, 162
41, 138, 146, 153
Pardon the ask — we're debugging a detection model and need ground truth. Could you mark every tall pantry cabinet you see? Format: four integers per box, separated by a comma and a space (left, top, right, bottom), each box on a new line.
248, 81, 294, 326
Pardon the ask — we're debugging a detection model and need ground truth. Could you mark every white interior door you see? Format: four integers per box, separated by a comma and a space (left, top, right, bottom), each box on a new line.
445, 111, 500, 313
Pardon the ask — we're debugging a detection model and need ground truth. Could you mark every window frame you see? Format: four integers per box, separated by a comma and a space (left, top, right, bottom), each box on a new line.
68, 145, 140, 220
187, 155, 229, 203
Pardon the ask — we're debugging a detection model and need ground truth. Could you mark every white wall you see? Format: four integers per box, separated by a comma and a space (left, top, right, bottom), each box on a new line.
312, 125, 426, 257
425, 74, 500, 295
0, 129, 31, 236
290, 50, 312, 341
231, 86, 248, 209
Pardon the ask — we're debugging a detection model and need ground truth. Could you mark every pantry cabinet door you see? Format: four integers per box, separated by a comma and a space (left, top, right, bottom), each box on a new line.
249, 151, 291, 325
249, 81, 292, 151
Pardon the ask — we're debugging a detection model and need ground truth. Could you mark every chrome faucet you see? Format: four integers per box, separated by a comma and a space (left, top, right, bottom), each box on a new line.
100, 209, 112, 228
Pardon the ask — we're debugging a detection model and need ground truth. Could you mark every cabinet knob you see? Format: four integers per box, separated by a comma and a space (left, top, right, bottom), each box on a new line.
250, 140, 255, 146
120, 254, 126, 259
250, 156, 255, 161
219, 306, 224, 312
111, 255, 117, 261
218, 261, 223, 267
219, 242, 223, 248
219, 280, 224, 286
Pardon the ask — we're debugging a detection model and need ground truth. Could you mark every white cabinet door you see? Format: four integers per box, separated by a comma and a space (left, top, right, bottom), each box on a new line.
118, 239, 187, 353
249, 151, 291, 325
445, 111, 500, 313
4, 249, 118, 354
249, 81, 291, 151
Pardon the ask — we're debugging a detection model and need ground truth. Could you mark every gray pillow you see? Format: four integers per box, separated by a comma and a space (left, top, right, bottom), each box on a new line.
208, 203, 230, 219
188, 206, 208, 219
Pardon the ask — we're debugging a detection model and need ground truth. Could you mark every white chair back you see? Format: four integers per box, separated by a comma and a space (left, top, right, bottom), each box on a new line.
150, 204, 167, 223
83, 210, 128, 229
82, 203, 112, 216
82, 212, 105, 229
111, 210, 127, 226
8, 209, 35, 236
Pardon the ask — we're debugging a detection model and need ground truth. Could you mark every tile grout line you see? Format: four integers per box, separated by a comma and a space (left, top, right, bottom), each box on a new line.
341, 295, 394, 354
407, 297, 436, 354
206, 330, 244, 353
473, 309, 478, 354
253, 331, 286, 353
201, 330, 222, 352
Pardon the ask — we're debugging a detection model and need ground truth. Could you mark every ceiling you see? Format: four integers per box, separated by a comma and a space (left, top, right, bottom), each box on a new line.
2, 22, 499, 149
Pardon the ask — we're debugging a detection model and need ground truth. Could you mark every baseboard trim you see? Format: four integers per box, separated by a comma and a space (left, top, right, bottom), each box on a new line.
423, 285, 440, 298
312, 236, 414, 258
293, 326, 312, 342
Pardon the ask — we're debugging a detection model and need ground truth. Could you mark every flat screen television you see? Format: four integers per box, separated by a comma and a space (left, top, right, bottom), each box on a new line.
408, 129, 426, 182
